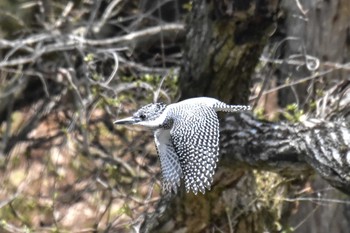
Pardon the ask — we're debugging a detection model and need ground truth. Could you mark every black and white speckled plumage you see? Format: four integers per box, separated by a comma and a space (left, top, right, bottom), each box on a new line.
114, 97, 251, 195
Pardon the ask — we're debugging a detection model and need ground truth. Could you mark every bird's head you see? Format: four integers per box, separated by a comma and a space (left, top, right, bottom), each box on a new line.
114, 102, 167, 128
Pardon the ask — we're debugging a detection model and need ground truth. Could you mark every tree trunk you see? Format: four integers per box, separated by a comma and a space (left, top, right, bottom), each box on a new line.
179, 0, 278, 104
276, 0, 350, 107
271, 1, 350, 232
141, 1, 284, 232
141, 109, 350, 232
140, 0, 350, 232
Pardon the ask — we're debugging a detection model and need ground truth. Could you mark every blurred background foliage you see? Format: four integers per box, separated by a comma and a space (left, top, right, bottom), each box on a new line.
0, 0, 184, 231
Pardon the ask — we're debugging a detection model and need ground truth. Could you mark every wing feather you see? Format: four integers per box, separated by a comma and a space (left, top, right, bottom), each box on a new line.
169, 104, 219, 194
154, 129, 182, 193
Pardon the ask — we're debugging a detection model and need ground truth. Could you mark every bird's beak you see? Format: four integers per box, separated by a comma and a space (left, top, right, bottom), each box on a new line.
114, 117, 138, 125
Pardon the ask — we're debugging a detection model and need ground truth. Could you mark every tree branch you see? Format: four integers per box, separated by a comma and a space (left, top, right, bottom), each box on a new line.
0, 23, 185, 67
220, 114, 310, 174
220, 113, 350, 194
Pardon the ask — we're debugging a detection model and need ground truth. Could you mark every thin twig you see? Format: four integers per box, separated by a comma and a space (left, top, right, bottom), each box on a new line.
54, 1, 74, 28
0, 24, 184, 67
250, 69, 336, 101
104, 52, 119, 85
93, 0, 123, 33
70, 23, 184, 46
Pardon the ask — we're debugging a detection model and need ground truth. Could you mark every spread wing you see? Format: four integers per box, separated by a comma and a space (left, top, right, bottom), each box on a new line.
169, 104, 220, 194
154, 129, 182, 193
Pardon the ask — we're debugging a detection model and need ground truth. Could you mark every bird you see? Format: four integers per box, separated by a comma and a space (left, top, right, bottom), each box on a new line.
114, 97, 251, 195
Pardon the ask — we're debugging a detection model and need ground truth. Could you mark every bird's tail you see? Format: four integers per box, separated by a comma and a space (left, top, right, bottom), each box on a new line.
213, 102, 251, 112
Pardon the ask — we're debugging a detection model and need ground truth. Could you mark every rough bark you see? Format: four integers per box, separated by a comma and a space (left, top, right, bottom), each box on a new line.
179, 0, 278, 104
221, 113, 350, 194
140, 1, 285, 232
271, 1, 350, 232
140, 110, 350, 232
139, 0, 350, 232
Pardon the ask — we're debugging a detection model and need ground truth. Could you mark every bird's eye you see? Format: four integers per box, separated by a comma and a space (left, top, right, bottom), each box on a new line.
139, 114, 146, 119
